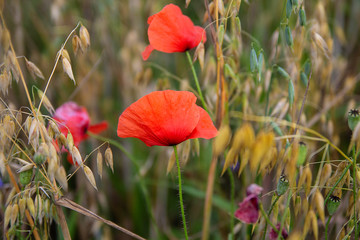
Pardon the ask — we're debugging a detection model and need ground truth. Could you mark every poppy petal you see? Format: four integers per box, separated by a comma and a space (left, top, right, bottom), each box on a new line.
142, 45, 154, 60
117, 90, 200, 146
88, 121, 109, 134
188, 106, 217, 140
147, 4, 206, 53
234, 194, 260, 224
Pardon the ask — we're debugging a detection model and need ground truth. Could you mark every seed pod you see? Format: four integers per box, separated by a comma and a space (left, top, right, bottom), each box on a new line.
83, 165, 97, 190
327, 195, 341, 215
299, 8, 306, 26
250, 47, 258, 72
79, 25, 90, 50
277, 175, 289, 195
284, 25, 293, 47
218, 24, 225, 46
276, 65, 290, 79
19, 169, 33, 186
97, 150, 103, 179
105, 147, 114, 173
213, 125, 231, 156
288, 79, 295, 107
300, 71, 308, 86
286, 0, 292, 18
348, 109, 360, 131
296, 141, 307, 166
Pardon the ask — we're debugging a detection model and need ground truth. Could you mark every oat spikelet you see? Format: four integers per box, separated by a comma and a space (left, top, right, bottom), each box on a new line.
97, 150, 103, 179
71, 146, 83, 167
319, 163, 332, 187
0, 152, 5, 175
11, 203, 19, 226
83, 165, 97, 190
167, 150, 176, 174
37, 89, 55, 115
193, 42, 205, 70
313, 190, 325, 224
213, 125, 231, 156
19, 198, 26, 217
181, 140, 191, 166
250, 131, 274, 172
72, 35, 82, 55
26, 197, 36, 218
25, 59, 45, 80
0, 68, 11, 95
79, 25, 90, 51
61, 50, 75, 84
55, 166, 68, 191
232, 123, 255, 153
105, 147, 114, 173
221, 147, 237, 175
4, 204, 12, 227
312, 31, 330, 59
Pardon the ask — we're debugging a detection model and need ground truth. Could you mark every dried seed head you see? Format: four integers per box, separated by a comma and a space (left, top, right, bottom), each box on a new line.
221, 147, 238, 176
6, 187, 16, 205
37, 89, 54, 115
66, 131, 74, 151
167, 149, 176, 174
4, 204, 11, 227
311, 31, 330, 59
79, 25, 91, 51
213, 125, 231, 157
97, 150, 103, 179
26, 197, 36, 218
232, 123, 255, 153
105, 147, 114, 173
313, 190, 325, 224
11, 203, 19, 226
28, 118, 39, 143
250, 131, 274, 172
0, 152, 5, 175
1, 28, 10, 51
55, 166, 68, 191
193, 42, 205, 70
47, 157, 58, 181
83, 165, 97, 190
181, 140, 191, 166
0, 67, 11, 95
49, 120, 61, 138
319, 163, 332, 187
34, 194, 42, 219
6, 51, 20, 83
25, 59, 45, 80
72, 35, 82, 55
185, 0, 191, 8
71, 146, 83, 167
238, 148, 250, 176
19, 198, 26, 217
61, 50, 75, 84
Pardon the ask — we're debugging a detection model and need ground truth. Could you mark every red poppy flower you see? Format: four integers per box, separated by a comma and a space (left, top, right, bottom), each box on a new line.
269, 224, 288, 240
234, 184, 263, 224
53, 102, 108, 164
117, 90, 217, 146
142, 4, 207, 60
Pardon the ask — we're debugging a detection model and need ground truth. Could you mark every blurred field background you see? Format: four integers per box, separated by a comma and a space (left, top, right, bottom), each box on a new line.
1, 0, 360, 239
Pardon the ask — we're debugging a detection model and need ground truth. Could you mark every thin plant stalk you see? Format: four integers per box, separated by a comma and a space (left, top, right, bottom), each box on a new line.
325, 215, 332, 240
262, 194, 280, 240
185, 51, 208, 112
174, 145, 189, 240
227, 168, 235, 240
352, 145, 358, 239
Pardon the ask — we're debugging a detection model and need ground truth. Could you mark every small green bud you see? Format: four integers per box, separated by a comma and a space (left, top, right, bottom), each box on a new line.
303, 60, 311, 77
19, 169, 33, 186
284, 25, 293, 47
276, 66, 290, 79
348, 109, 360, 131
277, 175, 289, 195
299, 8, 306, 26
286, 0, 292, 18
300, 71, 308, 86
297, 141, 308, 166
327, 195, 341, 215
288, 79, 295, 107
250, 47, 258, 72
34, 153, 46, 165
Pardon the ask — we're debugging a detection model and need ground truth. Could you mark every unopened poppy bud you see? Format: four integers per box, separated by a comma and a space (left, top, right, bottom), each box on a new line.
348, 109, 360, 131
277, 175, 289, 195
250, 46, 258, 73
327, 195, 341, 215
299, 8, 306, 26
284, 25, 293, 47
296, 141, 307, 166
300, 71, 308, 86
19, 169, 33, 186
286, 0, 292, 18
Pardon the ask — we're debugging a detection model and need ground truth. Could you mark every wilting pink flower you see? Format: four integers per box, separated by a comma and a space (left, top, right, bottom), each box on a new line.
53, 102, 108, 164
234, 184, 263, 224
269, 224, 288, 240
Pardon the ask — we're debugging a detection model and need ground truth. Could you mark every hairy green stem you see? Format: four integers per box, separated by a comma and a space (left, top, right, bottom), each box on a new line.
259, 203, 280, 237
174, 145, 189, 240
227, 168, 235, 239
276, 190, 291, 240
325, 214, 332, 240
186, 51, 208, 112
262, 194, 280, 240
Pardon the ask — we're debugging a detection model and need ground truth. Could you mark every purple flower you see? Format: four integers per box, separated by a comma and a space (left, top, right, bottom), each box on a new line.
234, 184, 263, 224
269, 224, 288, 240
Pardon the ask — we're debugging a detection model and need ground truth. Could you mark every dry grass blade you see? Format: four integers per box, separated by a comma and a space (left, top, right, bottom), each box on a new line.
55, 196, 147, 240
83, 165, 97, 190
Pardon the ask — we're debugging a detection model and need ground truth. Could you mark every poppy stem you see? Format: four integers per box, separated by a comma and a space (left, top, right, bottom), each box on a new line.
174, 145, 189, 240
186, 51, 208, 112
